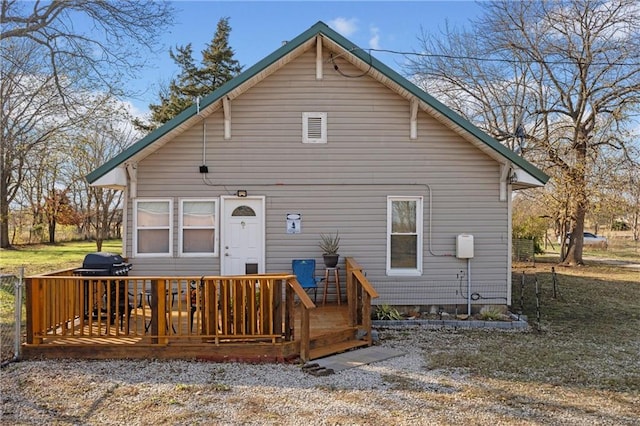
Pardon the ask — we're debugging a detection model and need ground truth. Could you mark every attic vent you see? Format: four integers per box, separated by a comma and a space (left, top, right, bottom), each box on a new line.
302, 112, 327, 143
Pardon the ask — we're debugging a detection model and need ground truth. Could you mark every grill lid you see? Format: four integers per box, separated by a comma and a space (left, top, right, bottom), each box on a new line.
83, 252, 126, 267
80, 252, 131, 274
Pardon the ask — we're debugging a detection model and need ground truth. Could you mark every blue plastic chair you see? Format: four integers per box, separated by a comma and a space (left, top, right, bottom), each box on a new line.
292, 259, 322, 303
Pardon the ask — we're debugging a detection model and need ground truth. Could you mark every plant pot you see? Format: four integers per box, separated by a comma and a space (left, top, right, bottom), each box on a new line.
322, 254, 339, 268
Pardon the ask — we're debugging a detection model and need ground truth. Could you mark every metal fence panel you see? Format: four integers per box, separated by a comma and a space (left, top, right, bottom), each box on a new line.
1, 270, 24, 365
513, 238, 535, 264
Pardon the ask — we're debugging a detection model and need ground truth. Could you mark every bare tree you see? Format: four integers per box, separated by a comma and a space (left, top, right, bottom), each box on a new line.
1, 0, 175, 248
1, 0, 174, 105
408, 0, 640, 265
1, 38, 71, 247
71, 102, 137, 251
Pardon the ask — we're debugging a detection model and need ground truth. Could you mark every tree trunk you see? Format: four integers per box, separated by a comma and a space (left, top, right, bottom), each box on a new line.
0, 185, 9, 248
563, 203, 586, 266
48, 219, 56, 243
562, 137, 589, 266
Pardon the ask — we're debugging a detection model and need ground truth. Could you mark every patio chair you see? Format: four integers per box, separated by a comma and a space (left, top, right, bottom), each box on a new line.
292, 259, 322, 303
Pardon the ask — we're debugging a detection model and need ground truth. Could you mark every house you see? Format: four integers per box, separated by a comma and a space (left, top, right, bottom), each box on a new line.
87, 21, 548, 313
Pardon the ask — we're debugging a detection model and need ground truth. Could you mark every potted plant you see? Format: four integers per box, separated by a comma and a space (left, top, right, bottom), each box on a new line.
319, 231, 340, 268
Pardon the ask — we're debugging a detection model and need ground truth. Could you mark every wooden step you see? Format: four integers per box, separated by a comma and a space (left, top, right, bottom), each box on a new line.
309, 339, 370, 360
310, 328, 359, 349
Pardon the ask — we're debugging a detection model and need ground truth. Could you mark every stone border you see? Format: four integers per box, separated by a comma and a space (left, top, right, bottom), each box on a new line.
372, 313, 529, 330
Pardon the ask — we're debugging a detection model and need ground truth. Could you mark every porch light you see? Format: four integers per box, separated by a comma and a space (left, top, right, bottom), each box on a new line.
237, 190, 247, 197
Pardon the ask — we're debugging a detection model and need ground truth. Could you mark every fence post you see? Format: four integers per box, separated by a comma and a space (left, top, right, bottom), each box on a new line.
535, 274, 541, 331
518, 271, 526, 320
14, 267, 24, 360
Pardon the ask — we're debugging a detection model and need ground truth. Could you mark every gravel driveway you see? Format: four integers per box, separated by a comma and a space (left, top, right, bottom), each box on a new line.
2, 327, 638, 425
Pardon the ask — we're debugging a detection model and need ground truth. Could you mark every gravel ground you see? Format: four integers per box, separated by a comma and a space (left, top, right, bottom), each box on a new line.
2, 327, 638, 425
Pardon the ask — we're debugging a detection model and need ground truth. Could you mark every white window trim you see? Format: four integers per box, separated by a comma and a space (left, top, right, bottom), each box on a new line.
302, 112, 327, 143
133, 198, 173, 257
386, 196, 423, 276
178, 198, 219, 257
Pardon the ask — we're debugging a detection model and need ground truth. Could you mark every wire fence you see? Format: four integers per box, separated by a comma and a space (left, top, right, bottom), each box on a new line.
370, 279, 513, 316
1, 269, 24, 366
512, 267, 560, 330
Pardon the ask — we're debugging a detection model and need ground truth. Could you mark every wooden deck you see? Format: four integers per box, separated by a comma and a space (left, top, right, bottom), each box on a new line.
22, 304, 368, 361
23, 258, 378, 362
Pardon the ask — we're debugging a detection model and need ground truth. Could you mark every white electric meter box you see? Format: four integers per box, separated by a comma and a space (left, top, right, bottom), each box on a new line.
456, 234, 474, 259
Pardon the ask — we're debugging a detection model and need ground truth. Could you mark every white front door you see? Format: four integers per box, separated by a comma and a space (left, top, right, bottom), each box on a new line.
220, 196, 265, 275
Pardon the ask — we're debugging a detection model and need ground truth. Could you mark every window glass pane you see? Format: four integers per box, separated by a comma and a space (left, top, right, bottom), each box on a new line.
183, 229, 215, 253
184, 201, 215, 226
137, 201, 169, 227
392, 200, 416, 233
137, 229, 170, 253
390, 235, 417, 268
232, 206, 256, 217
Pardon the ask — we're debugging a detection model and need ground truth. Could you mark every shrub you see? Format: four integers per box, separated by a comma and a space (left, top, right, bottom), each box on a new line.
375, 304, 402, 320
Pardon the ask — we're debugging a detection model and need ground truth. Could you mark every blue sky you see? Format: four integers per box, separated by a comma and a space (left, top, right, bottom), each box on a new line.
128, 0, 483, 114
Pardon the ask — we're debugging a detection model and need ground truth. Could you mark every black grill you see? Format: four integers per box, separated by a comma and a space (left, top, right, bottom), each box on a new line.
76, 252, 132, 276
75, 252, 133, 329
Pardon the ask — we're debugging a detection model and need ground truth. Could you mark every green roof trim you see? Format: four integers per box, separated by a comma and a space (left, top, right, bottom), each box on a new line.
87, 21, 548, 185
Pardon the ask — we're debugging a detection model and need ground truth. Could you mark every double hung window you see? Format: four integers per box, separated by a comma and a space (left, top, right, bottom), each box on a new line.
179, 199, 218, 256
387, 196, 423, 275
135, 199, 172, 256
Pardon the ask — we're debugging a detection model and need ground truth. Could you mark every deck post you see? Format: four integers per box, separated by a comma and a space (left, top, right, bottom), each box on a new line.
345, 261, 354, 326
26, 277, 40, 344
150, 279, 168, 344
345, 258, 361, 327
204, 279, 217, 337
273, 279, 283, 337
284, 282, 294, 341
299, 308, 310, 362
158, 279, 168, 344
362, 292, 372, 345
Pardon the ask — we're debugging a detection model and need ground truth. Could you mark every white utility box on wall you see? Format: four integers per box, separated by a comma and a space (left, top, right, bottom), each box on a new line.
456, 234, 474, 259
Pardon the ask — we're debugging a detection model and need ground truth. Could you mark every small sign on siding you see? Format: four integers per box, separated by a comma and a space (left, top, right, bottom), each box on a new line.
286, 213, 301, 234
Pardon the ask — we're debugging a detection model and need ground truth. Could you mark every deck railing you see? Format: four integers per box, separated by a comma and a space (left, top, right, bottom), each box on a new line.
345, 257, 379, 344
25, 260, 375, 362
26, 273, 314, 348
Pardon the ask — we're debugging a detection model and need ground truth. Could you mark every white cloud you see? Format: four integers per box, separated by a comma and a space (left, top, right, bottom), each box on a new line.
369, 25, 380, 49
328, 17, 358, 36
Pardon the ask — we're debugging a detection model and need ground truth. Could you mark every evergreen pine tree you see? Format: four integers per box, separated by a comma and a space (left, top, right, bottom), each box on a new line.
199, 18, 243, 93
137, 17, 242, 132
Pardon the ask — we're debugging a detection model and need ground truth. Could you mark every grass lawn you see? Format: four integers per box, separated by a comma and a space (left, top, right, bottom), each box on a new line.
0, 240, 122, 276
422, 259, 640, 393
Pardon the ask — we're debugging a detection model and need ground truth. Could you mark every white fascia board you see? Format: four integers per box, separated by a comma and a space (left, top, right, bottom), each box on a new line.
90, 166, 127, 189
512, 167, 545, 189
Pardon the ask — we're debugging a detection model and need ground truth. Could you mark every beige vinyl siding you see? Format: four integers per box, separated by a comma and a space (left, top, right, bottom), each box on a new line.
127, 48, 510, 306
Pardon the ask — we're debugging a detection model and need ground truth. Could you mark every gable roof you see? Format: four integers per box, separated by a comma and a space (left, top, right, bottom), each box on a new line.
87, 21, 548, 186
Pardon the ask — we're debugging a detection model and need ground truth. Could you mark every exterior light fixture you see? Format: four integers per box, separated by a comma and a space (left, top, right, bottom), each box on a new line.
236, 190, 247, 197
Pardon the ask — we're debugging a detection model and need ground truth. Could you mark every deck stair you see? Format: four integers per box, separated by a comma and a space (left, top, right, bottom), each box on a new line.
308, 327, 370, 360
